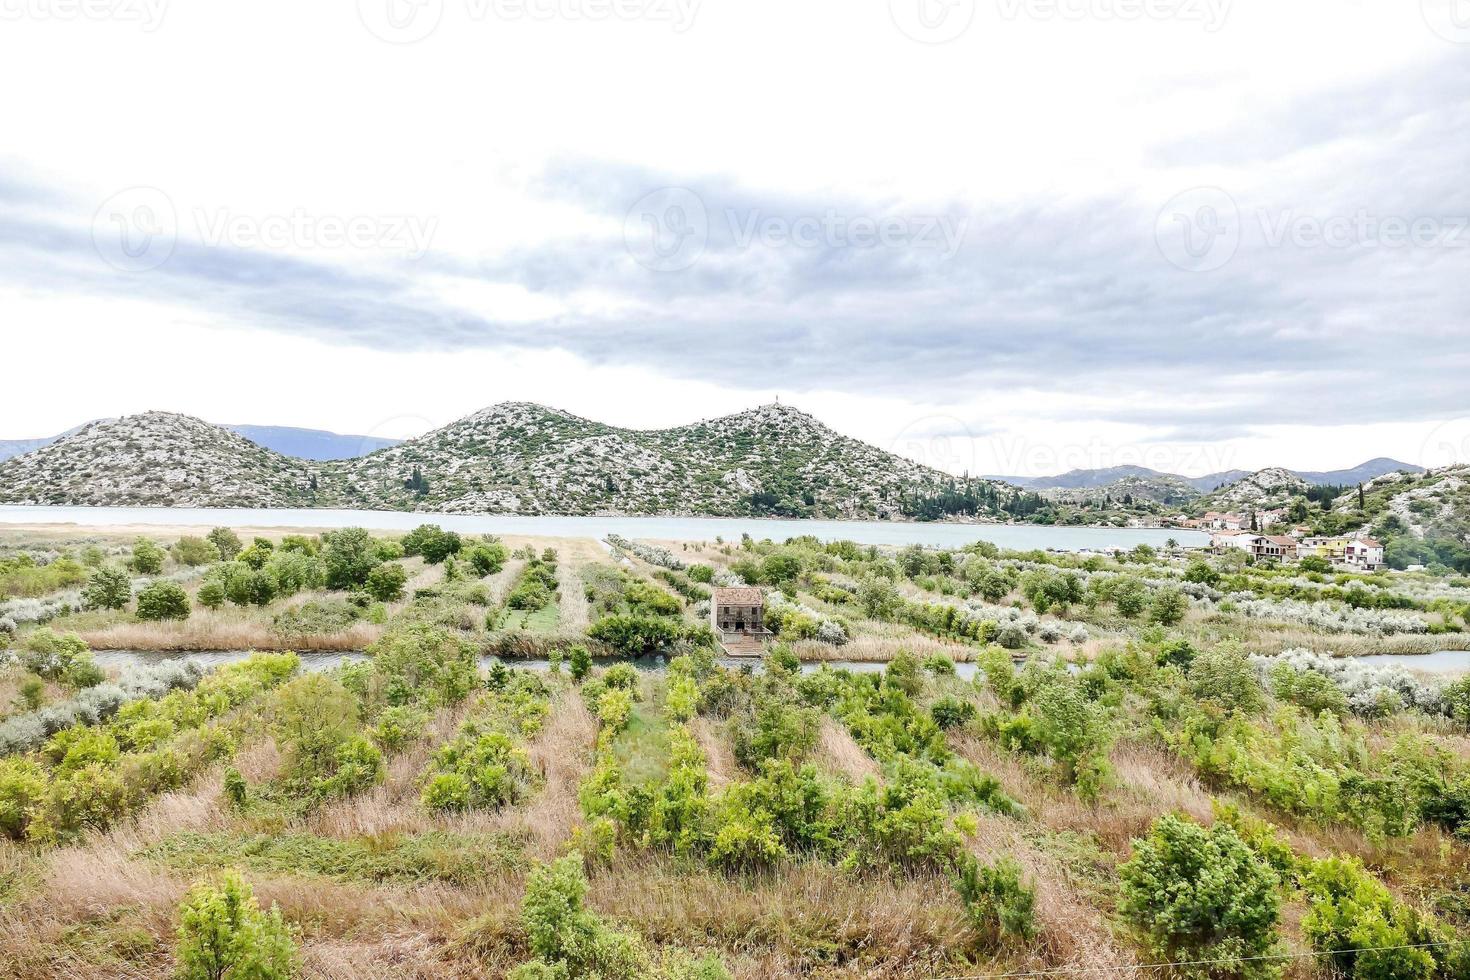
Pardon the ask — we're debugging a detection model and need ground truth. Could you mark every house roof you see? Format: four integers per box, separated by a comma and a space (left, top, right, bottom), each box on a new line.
1264, 535, 1298, 547
712, 587, 763, 605
1353, 537, 1382, 548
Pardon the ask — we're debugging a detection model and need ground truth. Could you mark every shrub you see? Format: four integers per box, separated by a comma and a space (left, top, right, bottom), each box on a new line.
1299, 856, 1458, 980
172, 536, 221, 567
403, 524, 462, 564
322, 527, 380, 590
175, 871, 297, 980
197, 581, 226, 610
930, 696, 976, 730
519, 851, 646, 978
136, 581, 191, 621
222, 767, 248, 810
206, 527, 243, 561
365, 562, 408, 602
464, 541, 509, 577
951, 853, 1037, 945
129, 537, 166, 575
81, 564, 132, 611
568, 645, 593, 682
1119, 814, 1282, 978
1150, 588, 1189, 626
1189, 647, 1266, 715
588, 614, 682, 655
17, 628, 92, 681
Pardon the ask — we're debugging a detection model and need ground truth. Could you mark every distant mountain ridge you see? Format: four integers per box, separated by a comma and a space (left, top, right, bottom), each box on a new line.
0, 423, 402, 463
0, 403, 1010, 519
990, 457, 1421, 494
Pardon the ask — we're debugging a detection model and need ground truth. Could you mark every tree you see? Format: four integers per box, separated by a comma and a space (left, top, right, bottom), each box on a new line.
129, 537, 166, 575
1298, 555, 1332, 574
81, 565, 132, 611
365, 562, 408, 602
174, 871, 297, 980
197, 580, 226, 610
1183, 559, 1220, 587
136, 581, 191, 621
1119, 814, 1282, 978
1149, 588, 1188, 626
1112, 576, 1147, 617
402, 524, 461, 564
464, 541, 509, 577
322, 527, 379, 590
206, 527, 243, 561
172, 536, 221, 567
568, 645, 593, 682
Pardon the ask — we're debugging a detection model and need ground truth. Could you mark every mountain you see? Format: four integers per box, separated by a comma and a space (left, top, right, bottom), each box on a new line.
0, 412, 318, 507
330, 401, 991, 518
0, 403, 1007, 519
989, 458, 1419, 494
0, 422, 399, 463
224, 425, 402, 461
1201, 467, 1312, 509
1294, 457, 1424, 486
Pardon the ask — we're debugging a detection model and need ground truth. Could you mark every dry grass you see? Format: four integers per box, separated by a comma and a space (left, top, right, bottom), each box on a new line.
691, 717, 737, 789
966, 813, 1135, 975
811, 718, 883, 782
791, 634, 977, 663
557, 560, 592, 631
574, 854, 976, 979
74, 612, 381, 652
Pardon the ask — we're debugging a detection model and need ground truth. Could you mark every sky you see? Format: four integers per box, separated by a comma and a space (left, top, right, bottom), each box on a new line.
1, 0, 1467, 478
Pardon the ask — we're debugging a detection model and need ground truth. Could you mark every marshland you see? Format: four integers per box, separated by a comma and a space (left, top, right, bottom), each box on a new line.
0, 521, 1467, 978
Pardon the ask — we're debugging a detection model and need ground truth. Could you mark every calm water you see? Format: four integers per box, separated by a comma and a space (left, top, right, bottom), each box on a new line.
0, 505, 1208, 552
92, 649, 1470, 679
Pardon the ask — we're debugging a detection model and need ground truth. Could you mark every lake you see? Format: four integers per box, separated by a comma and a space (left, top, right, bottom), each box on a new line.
0, 505, 1209, 551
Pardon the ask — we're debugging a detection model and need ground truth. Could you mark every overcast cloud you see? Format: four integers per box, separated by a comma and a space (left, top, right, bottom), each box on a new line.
0, 0, 1466, 476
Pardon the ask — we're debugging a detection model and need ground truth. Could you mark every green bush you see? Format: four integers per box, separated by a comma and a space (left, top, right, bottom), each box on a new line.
321, 527, 380, 590
1119, 814, 1282, 979
174, 871, 297, 980
568, 645, 593, 682
588, 615, 682, 655
1300, 857, 1458, 980
364, 562, 408, 602
951, 853, 1037, 945
172, 536, 221, 567
1149, 588, 1189, 626
136, 581, 191, 621
206, 527, 243, 561
519, 851, 646, 978
129, 537, 166, 575
197, 580, 226, 610
81, 564, 132, 611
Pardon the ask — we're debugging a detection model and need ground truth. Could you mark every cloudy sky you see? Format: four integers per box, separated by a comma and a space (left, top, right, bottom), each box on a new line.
2, 0, 1467, 477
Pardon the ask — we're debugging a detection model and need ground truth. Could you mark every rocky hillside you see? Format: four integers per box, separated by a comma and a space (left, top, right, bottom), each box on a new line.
1200, 467, 1312, 509
331, 401, 983, 518
0, 403, 1001, 519
1336, 465, 1470, 534
0, 412, 318, 507
1039, 472, 1199, 507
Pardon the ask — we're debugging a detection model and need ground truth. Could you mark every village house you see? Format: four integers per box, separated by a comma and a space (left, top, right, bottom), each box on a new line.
1196, 511, 1250, 531
710, 586, 771, 653
1211, 530, 1298, 563
1343, 536, 1385, 571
